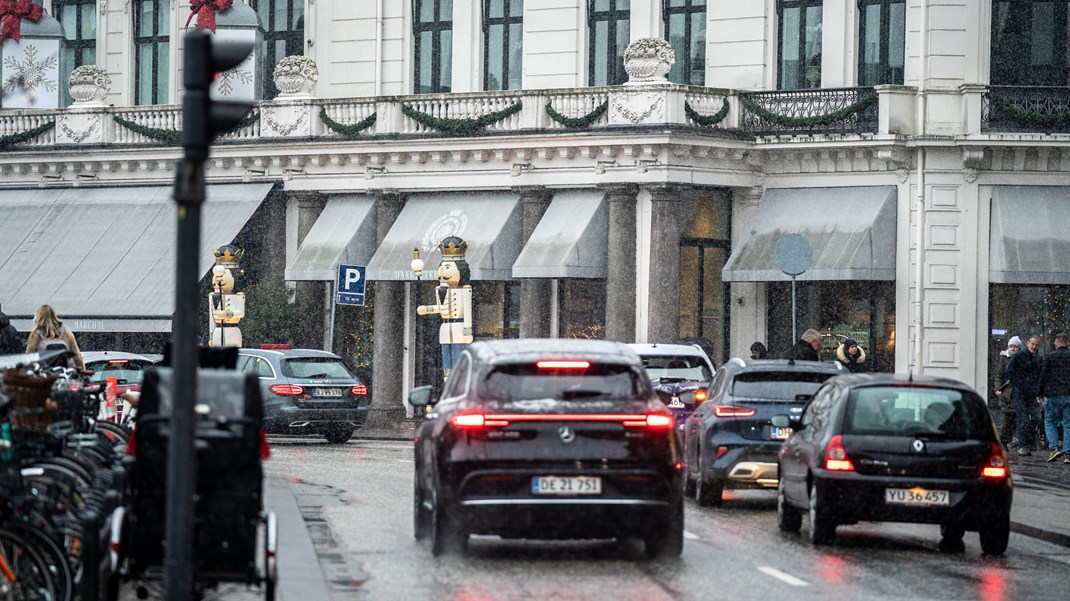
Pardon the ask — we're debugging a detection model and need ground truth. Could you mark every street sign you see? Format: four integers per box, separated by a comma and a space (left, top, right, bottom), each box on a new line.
774, 234, 813, 276
337, 264, 366, 306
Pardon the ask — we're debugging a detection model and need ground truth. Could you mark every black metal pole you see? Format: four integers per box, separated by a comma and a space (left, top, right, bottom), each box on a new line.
166, 158, 205, 600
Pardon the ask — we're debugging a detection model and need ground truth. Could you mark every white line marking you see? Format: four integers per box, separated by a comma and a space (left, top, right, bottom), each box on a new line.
396, 459, 414, 463
757, 566, 809, 587
684, 530, 700, 540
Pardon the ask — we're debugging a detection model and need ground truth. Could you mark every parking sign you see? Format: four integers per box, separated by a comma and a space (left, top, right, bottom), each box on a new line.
337, 264, 366, 306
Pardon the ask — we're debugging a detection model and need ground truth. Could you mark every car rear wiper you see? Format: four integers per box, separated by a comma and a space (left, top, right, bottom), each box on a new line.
561, 390, 606, 400
901, 429, 969, 440
304, 373, 330, 379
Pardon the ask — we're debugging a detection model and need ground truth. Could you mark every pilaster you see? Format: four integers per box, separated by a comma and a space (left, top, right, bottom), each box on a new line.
646, 185, 682, 343
368, 189, 409, 428
602, 183, 639, 342
515, 186, 554, 339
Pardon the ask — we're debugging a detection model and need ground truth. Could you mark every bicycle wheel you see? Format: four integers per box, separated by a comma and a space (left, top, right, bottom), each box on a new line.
2, 523, 73, 601
0, 528, 58, 600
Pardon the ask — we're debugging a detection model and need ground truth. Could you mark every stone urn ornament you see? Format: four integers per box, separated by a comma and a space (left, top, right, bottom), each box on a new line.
623, 37, 675, 84
273, 55, 319, 97
67, 65, 111, 105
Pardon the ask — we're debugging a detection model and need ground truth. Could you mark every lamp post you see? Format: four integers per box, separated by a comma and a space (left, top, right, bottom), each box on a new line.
411, 248, 424, 280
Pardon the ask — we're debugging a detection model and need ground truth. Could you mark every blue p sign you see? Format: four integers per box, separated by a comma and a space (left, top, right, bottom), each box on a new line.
337, 264, 366, 306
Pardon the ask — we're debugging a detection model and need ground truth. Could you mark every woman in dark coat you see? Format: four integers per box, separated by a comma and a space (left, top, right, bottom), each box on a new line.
836, 338, 868, 373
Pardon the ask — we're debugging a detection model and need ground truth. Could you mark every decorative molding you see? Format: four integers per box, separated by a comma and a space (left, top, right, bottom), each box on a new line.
264, 106, 309, 136
59, 115, 101, 143
896, 168, 909, 183
876, 146, 910, 169
611, 92, 664, 124
962, 148, 984, 183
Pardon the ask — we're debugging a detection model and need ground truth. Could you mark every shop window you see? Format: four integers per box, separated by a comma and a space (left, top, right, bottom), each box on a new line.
133, 0, 169, 105
679, 194, 731, 364
54, 0, 96, 107
766, 281, 895, 371
664, 0, 706, 86
474, 281, 520, 340
251, 0, 306, 99
989, 285, 1070, 384
858, 0, 905, 86
777, 0, 822, 89
559, 280, 606, 339
414, 0, 454, 93
589, 0, 630, 86
484, 0, 523, 90
991, 0, 1070, 86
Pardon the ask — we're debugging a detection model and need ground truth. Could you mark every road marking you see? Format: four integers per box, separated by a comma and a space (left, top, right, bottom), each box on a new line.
397, 459, 414, 463
757, 566, 809, 587
684, 530, 700, 540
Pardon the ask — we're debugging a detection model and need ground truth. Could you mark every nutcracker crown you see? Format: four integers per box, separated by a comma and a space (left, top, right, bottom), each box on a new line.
213, 244, 244, 268
438, 236, 468, 260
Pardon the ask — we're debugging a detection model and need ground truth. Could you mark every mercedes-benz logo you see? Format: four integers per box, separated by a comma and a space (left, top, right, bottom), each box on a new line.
912, 439, 925, 453
558, 425, 576, 444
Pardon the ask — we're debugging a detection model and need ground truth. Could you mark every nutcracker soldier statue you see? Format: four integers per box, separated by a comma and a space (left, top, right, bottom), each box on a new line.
208, 244, 246, 348
416, 236, 473, 381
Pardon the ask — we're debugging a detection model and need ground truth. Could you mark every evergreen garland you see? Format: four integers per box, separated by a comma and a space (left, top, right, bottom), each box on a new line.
988, 92, 1070, 127
545, 100, 609, 128
0, 121, 55, 150
113, 111, 259, 144
684, 98, 730, 127
401, 101, 522, 134
740, 93, 877, 128
319, 108, 377, 136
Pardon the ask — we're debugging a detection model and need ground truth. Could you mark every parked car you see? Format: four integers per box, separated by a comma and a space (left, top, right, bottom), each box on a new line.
629, 342, 715, 435
683, 358, 845, 506
410, 339, 684, 558
773, 373, 1012, 554
82, 351, 157, 397
236, 348, 368, 444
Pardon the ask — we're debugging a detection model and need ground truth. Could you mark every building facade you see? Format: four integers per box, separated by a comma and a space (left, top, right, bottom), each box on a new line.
1, 0, 1069, 423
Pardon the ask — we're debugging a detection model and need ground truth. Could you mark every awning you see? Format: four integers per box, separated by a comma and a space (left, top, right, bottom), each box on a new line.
0, 183, 273, 331
512, 190, 608, 278
990, 186, 1070, 284
366, 191, 522, 280
722, 186, 897, 281
285, 195, 377, 281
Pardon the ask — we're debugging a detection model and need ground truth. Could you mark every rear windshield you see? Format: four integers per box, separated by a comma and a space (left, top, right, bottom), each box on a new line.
479, 363, 645, 402
639, 355, 711, 382
730, 371, 836, 401
281, 357, 354, 380
845, 386, 990, 438
87, 361, 146, 385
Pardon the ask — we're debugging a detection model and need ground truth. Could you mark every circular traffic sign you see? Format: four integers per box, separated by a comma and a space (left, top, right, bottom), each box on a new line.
775, 234, 813, 276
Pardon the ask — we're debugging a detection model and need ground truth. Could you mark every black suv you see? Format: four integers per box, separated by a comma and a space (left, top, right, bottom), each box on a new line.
409, 339, 684, 558
682, 358, 845, 506
774, 374, 1012, 554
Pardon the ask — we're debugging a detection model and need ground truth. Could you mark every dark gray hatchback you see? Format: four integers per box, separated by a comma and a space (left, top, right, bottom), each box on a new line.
236, 348, 368, 443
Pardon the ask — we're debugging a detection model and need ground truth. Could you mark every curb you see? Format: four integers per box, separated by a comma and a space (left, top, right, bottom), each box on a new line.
1011, 520, 1070, 549
264, 476, 333, 601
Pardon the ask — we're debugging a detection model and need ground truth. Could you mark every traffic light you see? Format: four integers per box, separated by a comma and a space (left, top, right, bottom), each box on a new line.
181, 29, 254, 163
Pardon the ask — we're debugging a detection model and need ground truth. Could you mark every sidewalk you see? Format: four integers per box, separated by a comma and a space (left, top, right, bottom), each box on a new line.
264, 476, 333, 601
1007, 451, 1070, 549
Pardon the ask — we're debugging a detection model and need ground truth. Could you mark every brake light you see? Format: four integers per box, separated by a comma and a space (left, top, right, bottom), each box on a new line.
713, 405, 757, 418
622, 414, 674, 429
107, 359, 129, 365
536, 360, 591, 369
450, 414, 510, 429
351, 384, 367, 396
982, 442, 1008, 479
269, 384, 304, 396
694, 389, 708, 403
824, 435, 855, 471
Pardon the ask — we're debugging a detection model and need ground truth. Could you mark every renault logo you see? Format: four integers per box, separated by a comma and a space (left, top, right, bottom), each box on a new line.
558, 426, 576, 444
912, 439, 926, 453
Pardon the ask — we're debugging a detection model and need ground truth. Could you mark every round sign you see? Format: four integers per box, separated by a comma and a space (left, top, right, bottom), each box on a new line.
775, 234, 813, 276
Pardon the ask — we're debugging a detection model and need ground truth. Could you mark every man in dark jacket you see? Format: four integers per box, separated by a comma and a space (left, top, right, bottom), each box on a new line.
0, 304, 22, 355
1006, 335, 1043, 456
1038, 332, 1070, 463
783, 328, 822, 362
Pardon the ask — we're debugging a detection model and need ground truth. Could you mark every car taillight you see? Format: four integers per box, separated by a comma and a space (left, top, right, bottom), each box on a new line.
824, 434, 855, 471
982, 442, 1008, 479
536, 360, 590, 370
450, 414, 510, 429
107, 359, 129, 365
622, 414, 674, 429
713, 405, 757, 418
269, 384, 304, 396
351, 384, 367, 396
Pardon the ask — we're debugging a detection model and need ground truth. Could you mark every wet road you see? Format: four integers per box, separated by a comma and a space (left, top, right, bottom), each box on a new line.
264, 438, 1070, 601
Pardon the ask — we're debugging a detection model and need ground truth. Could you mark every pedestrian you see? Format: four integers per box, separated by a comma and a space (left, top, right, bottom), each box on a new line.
0, 303, 22, 355
783, 328, 822, 362
1006, 334, 1043, 456
749, 341, 768, 359
993, 336, 1022, 448
1038, 332, 1070, 464
25, 304, 85, 370
836, 338, 868, 373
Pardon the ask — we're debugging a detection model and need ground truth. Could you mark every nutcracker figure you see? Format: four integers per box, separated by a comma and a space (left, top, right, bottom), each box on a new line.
207, 244, 246, 347
416, 236, 473, 381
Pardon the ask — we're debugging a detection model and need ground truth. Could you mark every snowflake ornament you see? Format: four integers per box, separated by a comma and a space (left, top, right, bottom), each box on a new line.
215, 64, 253, 96
2, 45, 57, 97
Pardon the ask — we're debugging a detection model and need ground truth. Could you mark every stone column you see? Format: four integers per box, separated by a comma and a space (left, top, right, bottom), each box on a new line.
603, 184, 639, 342
515, 186, 553, 339
647, 185, 682, 343
366, 189, 408, 429
291, 191, 327, 349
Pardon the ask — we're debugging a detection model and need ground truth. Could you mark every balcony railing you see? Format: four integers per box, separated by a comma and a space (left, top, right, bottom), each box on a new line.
982, 86, 1070, 134
740, 87, 879, 136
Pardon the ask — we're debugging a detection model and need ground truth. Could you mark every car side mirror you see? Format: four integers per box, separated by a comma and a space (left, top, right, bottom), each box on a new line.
771, 414, 804, 430
408, 385, 434, 408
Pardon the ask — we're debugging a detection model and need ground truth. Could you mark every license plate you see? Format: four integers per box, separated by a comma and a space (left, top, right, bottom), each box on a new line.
532, 476, 602, 495
770, 426, 792, 440
885, 487, 950, 506
313, 388, 343, 398
667, 396, 685, 408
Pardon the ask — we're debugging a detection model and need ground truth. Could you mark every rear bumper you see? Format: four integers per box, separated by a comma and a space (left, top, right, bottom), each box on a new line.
264, 405, 367, 434
706, 441, 783, 489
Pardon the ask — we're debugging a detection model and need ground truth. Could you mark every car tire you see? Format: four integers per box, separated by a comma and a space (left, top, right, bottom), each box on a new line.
324, 428, 354, 444
695, 476, 723, 507
430, 490, 466, 557
777, 476, 802, 533
808, 482, 836, 546
979, 515, 1010, 556
683, 467, 697, 498
413, 471, 430, 541
939, 523, 966, 553
645, 500, 685, 559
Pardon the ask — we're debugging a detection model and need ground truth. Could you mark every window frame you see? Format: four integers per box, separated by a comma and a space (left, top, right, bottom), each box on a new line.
482, 0, 524, 91
776, 0, 823, 90
413, 0, 454, 94
857, 0, 906, 86
990, 0, 1070, 86
132, 0, 169, 105
588, 0, 631, 87
250, 0, 305, 99
662, 0, 706, 86
54, 0, 97, 106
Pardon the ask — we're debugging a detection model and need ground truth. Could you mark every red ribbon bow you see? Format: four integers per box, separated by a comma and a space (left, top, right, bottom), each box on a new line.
185, 0, 233, 33
0, 0, 44, 44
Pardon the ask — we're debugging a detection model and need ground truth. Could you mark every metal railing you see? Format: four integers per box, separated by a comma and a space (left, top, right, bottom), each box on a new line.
740, 87, 879, 136
982, 85, 1070, 134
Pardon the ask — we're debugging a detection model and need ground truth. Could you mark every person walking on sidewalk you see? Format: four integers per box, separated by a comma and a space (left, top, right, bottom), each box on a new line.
1007, 335, 1043, 456
994, 336, 1022, 448
783, 328, 823, 362
1038, 333, 1070, 464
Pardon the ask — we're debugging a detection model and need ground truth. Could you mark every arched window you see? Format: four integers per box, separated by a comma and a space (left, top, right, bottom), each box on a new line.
251, 0, 305, 99
589, 0, 630, 86
858, 0, 905, 86
777, 0, 822, 89
483, 0, 523, 91
414, 0, 453, 93
133, 0, 169, 105
663, 0, 706, 86
991, 0, 1070, 85
54, 0, 97, 106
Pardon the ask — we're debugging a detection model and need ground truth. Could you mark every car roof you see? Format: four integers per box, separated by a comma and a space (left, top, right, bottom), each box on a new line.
237, 348, 342, 360
81, 350, 155, 362
724, 357, 847, 374
466, 338, 643, 367
627, 343, 710, 358
826, 372, 977, 392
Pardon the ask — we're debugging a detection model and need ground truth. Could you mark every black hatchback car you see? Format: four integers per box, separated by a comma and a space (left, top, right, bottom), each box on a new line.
773, 374, 1012, 554
682, 358, 845, 506
236, 348, 368, 444
409, 339, 684, 558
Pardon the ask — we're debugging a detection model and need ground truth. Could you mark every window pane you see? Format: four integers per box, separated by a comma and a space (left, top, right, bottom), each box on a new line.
157, 42, 169, 103
804, 5, 822, 87
614, 15, 629, 84
489, 0, 504, 19
138, 0, 153, 34
615, 0, 629, 11
594, 20, 608, 85
81, 3, 96, 38
419, 30, 433, 91
889, 2, 905, 71
419, 0, 434, 22
487, 23, 504, 90
595, 0, 609, 11
1032, 3, 1055, 65
667, 13, 686, 84
277, 0, 289, 29
508, 22, 523, 89
293, 0, 305, 26
59, 6, 76, 41
439, 32, 453, 90
442, 0, 454, 20
860, 4, 880, 86
157, 1, 168, 32
257, 0, 270, 28
510, 0, 523, 18
690, 11, 705, 85
137, 44, 152, 102
779, 6, 800, 88
81, 47, 95, 66
669, 0, 686, 7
